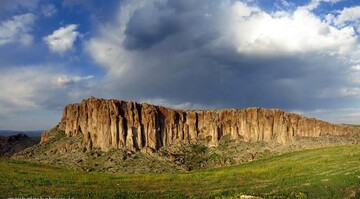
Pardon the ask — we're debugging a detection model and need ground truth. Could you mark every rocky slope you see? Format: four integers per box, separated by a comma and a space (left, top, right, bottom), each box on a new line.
15, 126, 359, 173
52, 97, 355, 151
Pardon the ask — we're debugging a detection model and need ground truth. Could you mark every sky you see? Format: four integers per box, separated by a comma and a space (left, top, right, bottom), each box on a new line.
0, 0, 360, 130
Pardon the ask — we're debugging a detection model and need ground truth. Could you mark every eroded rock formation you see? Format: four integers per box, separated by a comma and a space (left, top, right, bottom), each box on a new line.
53, 97, 355, 151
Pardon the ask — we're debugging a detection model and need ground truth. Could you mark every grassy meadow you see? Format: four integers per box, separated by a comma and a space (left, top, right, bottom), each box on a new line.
0, 145, 359, 199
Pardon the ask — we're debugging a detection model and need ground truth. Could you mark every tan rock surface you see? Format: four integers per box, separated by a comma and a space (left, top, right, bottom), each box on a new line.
57, 97, 355, 151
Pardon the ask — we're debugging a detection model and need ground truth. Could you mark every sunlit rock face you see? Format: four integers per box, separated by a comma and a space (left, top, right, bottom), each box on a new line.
56, 97, 354, 151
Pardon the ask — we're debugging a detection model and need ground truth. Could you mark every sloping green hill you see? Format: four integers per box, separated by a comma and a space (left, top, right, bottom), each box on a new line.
1, 145, 359, 199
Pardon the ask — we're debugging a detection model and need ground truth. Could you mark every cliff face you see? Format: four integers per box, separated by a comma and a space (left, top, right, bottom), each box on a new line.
55, 97, 354, 151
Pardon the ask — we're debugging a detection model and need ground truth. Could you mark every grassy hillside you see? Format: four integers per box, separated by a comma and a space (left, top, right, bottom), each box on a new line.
1, 145, 359, 199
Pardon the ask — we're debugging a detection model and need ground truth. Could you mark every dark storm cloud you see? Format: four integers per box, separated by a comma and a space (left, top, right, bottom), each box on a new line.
88, 0, 360, 114
123, 10, 180, 50
121, 0, 220, 51
108, 49, 348, 110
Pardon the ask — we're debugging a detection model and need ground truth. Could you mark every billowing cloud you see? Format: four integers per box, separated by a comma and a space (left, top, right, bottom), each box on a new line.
2, 0, 360, 129
86, 0, 360, 118
334, 6, 360, 25
0, 13, 36, 46
229, 3, 356, 55
332, 6, 360, 34
43, 24, 79, 54
0, 66, 94, 114
0, 65, 85, 130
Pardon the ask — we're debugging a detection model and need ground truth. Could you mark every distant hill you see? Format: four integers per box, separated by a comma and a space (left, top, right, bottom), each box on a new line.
0, 134, 36, 156
0, 130, 43, 137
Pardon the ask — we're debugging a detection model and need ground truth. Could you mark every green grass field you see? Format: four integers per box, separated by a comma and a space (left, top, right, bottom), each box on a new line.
1, 145, 359, 199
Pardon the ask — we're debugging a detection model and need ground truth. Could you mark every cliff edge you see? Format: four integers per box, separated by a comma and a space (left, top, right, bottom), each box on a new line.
47, 97, 355, 151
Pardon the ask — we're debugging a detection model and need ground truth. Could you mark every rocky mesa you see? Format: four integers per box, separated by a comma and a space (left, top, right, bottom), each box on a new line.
47, 97, 355, 151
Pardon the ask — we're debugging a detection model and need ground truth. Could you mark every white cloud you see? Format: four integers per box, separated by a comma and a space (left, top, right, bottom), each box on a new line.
41, 4, 57, 17
340, 87, 360, 97
276, 0, 291, 8
86, 0, 148, 75
0, 67, 59, 112
140, 98, 209, 111
227, 3, 357, 55
300, 108, 360, 124
333, 6, 360, 33
43, 24, 79, 54
232, 1, 260, 17
0, 13, 36, 46
302, 0, 344, 11
349, 67, 360, 85
86, 37, 130, 75
334, 6, 360, 26
57, 75, 94, 87
0, 66, 94, 114
266, 107, 360, 125
351, 64, 360, 71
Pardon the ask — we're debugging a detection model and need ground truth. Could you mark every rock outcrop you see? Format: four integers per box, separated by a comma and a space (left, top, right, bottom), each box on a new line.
54, 97, 355, 151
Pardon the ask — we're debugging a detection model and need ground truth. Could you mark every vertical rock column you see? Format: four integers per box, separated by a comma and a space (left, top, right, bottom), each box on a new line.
58, 97, 355, 151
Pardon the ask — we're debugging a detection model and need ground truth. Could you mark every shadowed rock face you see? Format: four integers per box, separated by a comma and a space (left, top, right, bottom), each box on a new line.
51, 97, 355, 151
0, 134, 36, 156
